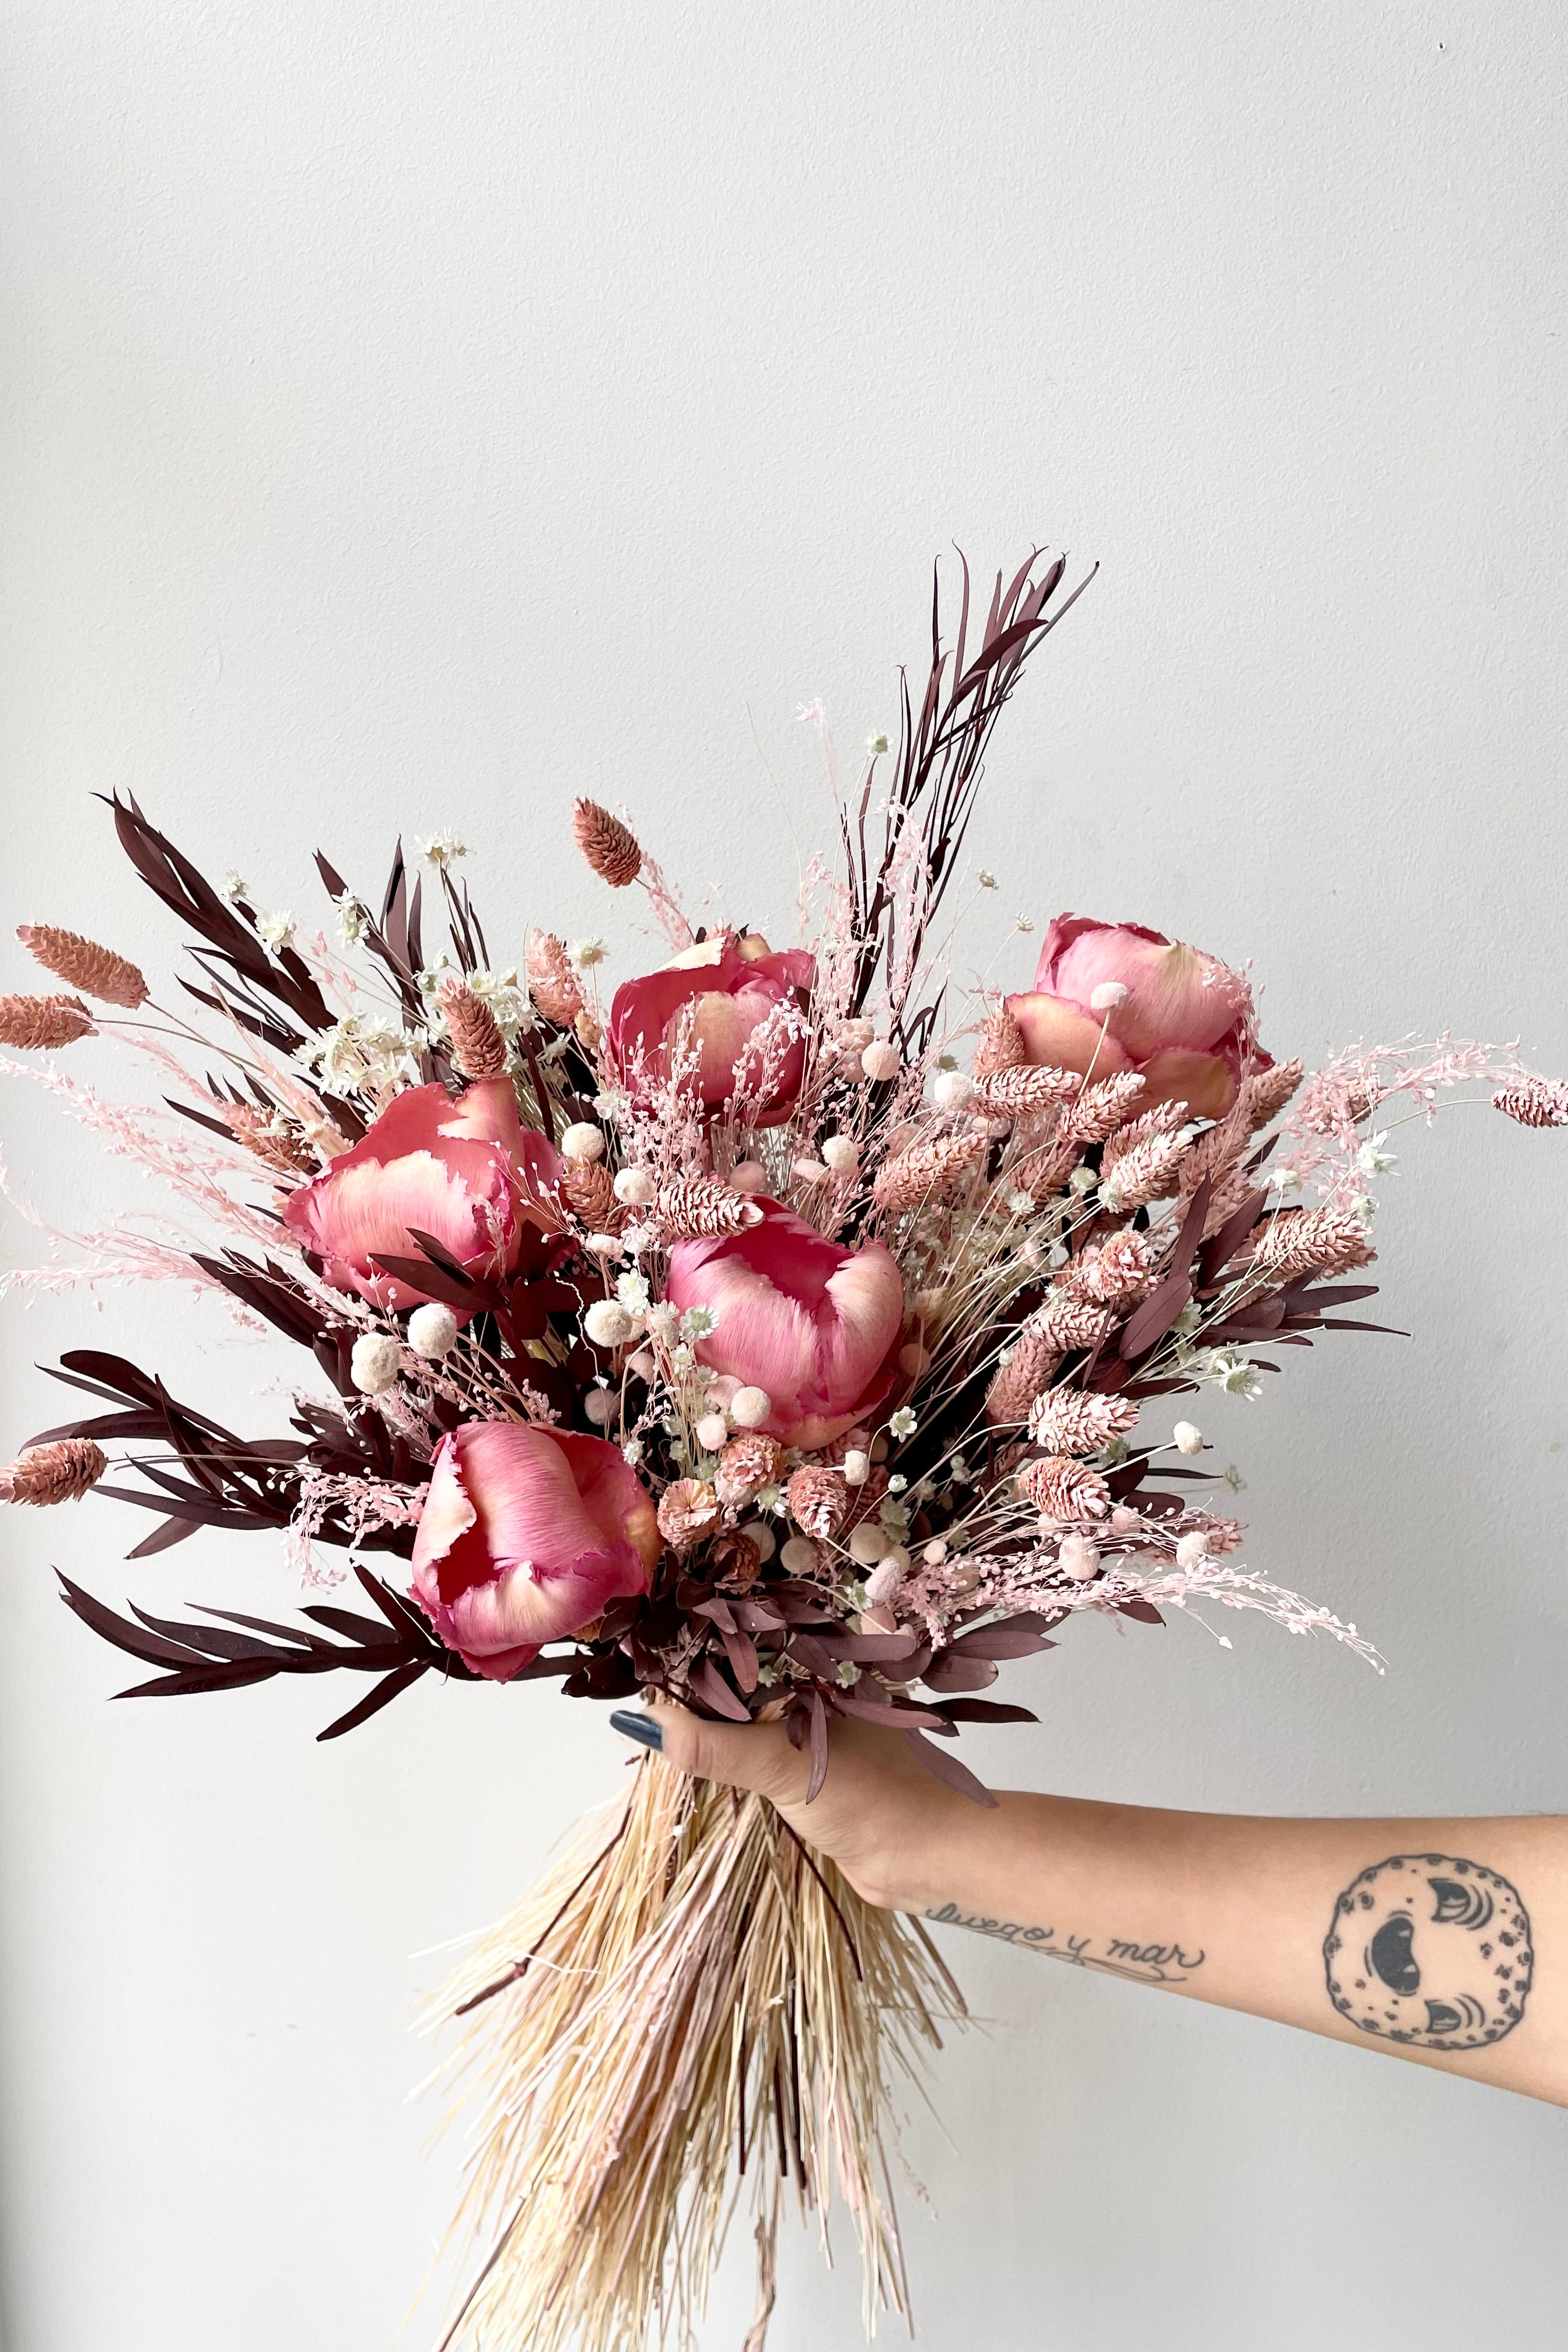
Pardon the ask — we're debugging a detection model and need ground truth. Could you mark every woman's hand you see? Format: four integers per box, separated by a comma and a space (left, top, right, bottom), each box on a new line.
611, 1705, 985, 1913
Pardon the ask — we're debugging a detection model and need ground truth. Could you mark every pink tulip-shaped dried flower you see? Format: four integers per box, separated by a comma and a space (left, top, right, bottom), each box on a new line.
1493, 1077, 1568, 1129
1244, 1055, 1304, 1130
713, 1432, 785, 1507
0, 993, 94, 1048
1028, 1391, 1141, 1457
872, 1131, 987, 1213
572, 797, 643, 888
17, 924, 148, 1009
786, 1465, 849, 1539
437, 975, 508, 1081
1016, 1455, 1112, 1520
1242, 1208, 1376, 1279
526, 929, 586, 1028
1056, 1072, 1146, 1144
657, 1476, 722, 1552
0, 1438, 107, 1504
657, 1177, 764, 1237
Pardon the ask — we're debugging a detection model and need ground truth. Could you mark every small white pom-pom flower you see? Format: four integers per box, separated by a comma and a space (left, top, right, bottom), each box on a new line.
792, 1157, 830, 1185
848, 1522, 890, 1566
898, 1342, 930, 1378
820, 1133, 860, 1174
730, 1385, 772, 1429
584, 1387, 617, 1425
779, 1535, 819, 1574
644, 1302, 679, 1345
1172, 1420, 1205, 1457
584, 1299, 635, 1347
1089, 981, 1130, 1012
584, 1231, 624, 1259
406, 1303, 459, 1360
729, 1160, 766, 1192
741, 1519, 776, 1562
561, 1121, 606, 1162
626, 1348, 656, 1381
695, 1411, 729, 1452
350, 1333, 401, 1395
613, 1166, 656, 1205
842, 1448, 870, 1487
932, 1069, 972, 1112
1110, 1504, 1143, 1535
864, 1556, 904, 1605
859, 1040, 901, 1083
922, 1538, 949, 1566
1175, 1530, 1210, 1568
1058, 1534, 1101, 1581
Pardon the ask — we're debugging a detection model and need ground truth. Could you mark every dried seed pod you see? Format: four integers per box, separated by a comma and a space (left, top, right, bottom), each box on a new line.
1243, 1056, 1304, 1130
1, 1438, 107, 1505
1014, 1455, 1111, 1520
713, 1432, 784, 1507
973, 1002, 1027, 1077
437, 975, 508, 1080
0, 993, 93, 1049
709, 1528, 762, 1588
871, 1130, 986, 1214
572, 797, 643, 888
1028, 1390, 1141, 1456
657, 1177, 764, 1237
657, 1477, 720, 1552
1240, 1209, 1376, 1279
559, 1158, 620, 1233
786, 1465, 848, 1539
1056, 1072, 1146, 1144
16, 924, 148, 1009
525, 929, 585, 1027
1493, 1076, 1568, 1129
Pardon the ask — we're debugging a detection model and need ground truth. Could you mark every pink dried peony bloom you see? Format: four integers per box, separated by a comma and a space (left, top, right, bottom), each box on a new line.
1006, 914, 1261, 1119
410, 1422, 659, 1680
666, 1202, 905, 1451
284, 1077, 559, 1311
607, 933, 814, 1124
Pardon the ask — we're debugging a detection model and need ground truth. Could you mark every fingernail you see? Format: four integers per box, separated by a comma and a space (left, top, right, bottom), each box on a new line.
610, 1709, 663, 1752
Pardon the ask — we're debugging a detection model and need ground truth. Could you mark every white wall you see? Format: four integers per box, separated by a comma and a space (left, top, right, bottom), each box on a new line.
3, 4, 1567, 2346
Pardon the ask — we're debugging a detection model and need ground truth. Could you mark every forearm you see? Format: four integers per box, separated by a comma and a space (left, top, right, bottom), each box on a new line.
916, 1797, 1567, 2102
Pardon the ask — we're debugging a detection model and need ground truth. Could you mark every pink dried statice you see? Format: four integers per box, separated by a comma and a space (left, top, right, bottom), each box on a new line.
17, 925, 148, 1009
1, 1438, 106, 1504
1028, 1390, 1140, 1456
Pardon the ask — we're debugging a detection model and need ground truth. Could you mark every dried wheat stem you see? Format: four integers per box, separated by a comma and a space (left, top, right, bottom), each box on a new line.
16, 923, 148, 1009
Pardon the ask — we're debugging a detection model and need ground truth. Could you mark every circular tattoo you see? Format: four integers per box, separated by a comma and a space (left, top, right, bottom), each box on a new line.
1323, 1853, 1532, 2050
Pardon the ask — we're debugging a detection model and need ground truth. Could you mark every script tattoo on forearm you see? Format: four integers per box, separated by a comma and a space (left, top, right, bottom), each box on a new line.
924, 1902, 1205, 1985
1322, 1852, 1533, 2050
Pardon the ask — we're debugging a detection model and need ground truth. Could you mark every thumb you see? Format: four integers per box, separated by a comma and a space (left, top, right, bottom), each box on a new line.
610, 1703, 808, 1805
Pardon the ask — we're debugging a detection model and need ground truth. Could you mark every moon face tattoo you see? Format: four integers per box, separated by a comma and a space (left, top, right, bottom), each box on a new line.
1323, 1853, 1533, 2050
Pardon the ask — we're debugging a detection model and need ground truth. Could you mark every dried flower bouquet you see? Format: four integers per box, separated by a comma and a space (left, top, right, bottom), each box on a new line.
4, 550, 1564, 2348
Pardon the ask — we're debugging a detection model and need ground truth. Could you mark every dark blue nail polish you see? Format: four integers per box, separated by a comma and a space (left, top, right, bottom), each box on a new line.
610, 1709, 663, 1752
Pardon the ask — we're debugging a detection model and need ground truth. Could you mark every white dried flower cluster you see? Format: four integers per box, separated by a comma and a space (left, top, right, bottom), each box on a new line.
297, 1015, 422, 1104
256, 909, 298, 950
570, 937, 608, 970
334, 892, 369, 949
414, 832, 467, 866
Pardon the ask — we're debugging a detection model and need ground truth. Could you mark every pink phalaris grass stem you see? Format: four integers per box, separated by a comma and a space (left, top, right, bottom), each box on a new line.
1244, 1055, 1304, 1130
526, 930, 585, 1028
871, 1130, 986, 1212
16, 924, 148, 1009
1015, 1455, 1112, 1520
571, 799, 643, 888
1028, 1390, 1140, 1456
0, 993, 94, 1048
1, 1438, 107, 1504
1241, 1207, 1376, 1279
438, 976, 509, 1081
1493, 1076, 1568, 1128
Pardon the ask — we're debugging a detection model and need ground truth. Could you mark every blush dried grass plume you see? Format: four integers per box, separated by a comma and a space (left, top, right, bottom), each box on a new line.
526, 930, 586, 1028
1244, 1056, 1304, 1130
1016, 1455, 1112, 1520
975, 1063, 1079, 1116
1, 1438, 107, 1504
872, 1131, 986, 1213
973, 1002, 1027, 1077
787, 1465, 848, 1538
0, 993, 94, 1049
1028, 1391, 1141, 1456
657, 1177, 764, 1238
572, 799, 643, 889
984, 1301, 1117, 1426
438, 977, 508, 1082
1058, 1072, 1146, 1144
17, 924, 149, 1010
1493, 1077, 1568, 1129
1241, 1208, 1376, 1279
1097, 1127, 1189, 1209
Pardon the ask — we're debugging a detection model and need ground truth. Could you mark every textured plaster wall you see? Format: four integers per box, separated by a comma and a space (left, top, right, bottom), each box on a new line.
2, 4, 1566, 2347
